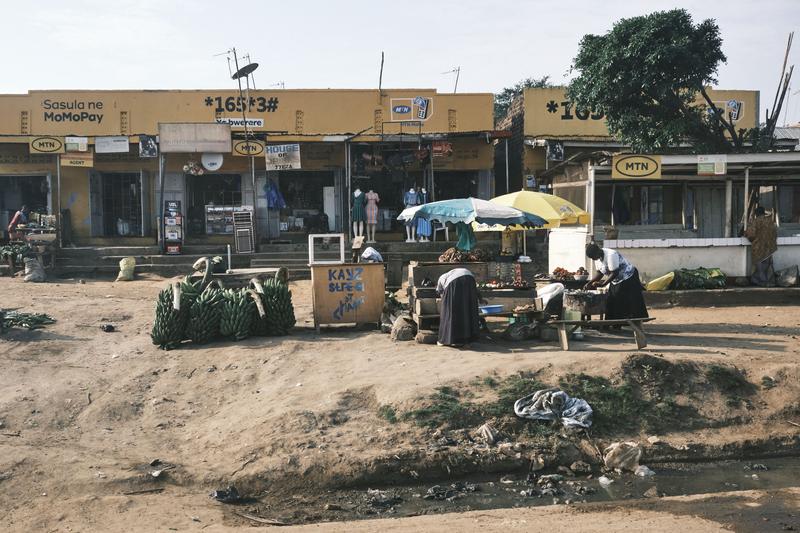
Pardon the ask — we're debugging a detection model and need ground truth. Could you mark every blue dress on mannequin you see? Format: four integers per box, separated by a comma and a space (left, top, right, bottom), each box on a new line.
416, 189, 431, 237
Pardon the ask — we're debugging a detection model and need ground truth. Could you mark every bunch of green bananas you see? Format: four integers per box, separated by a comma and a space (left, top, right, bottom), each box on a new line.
219, 288, 258, 341
150, 278, 199, 350
185, 282, 224, 344
261, 277, 296, 336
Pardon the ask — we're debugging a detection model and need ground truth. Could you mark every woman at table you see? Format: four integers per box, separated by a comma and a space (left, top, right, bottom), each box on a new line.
584, 243, 648, 320
7, 204, 28, 241
436, 267, 480, 347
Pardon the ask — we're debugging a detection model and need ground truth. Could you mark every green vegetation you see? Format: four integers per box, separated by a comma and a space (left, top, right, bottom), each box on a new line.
705, 365, 756, 396
377, 405, 398, 424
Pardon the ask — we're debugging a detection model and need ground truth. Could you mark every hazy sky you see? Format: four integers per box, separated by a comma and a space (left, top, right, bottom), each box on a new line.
2, 0, 799, 124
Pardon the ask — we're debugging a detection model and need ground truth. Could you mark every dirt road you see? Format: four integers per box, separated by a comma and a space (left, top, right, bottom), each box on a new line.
1, 275, 798, 531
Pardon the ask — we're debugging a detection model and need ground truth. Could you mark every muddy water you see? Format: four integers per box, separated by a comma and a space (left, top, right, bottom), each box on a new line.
253, 457, 800, 524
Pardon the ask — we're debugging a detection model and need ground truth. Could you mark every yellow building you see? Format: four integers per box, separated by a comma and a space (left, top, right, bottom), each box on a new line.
0, 88, 496, 245
496, 86, 761, 194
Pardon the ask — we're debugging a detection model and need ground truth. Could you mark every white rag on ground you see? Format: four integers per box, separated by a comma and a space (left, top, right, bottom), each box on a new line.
514, 388, 593, 429
537, 283, 565, 307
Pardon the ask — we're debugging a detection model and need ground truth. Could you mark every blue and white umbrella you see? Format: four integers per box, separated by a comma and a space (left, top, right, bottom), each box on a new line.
397, 197, 546, 227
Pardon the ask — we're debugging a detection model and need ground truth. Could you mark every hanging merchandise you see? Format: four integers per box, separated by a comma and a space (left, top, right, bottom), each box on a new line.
183, 160, 204, 175
265, 179, 287, 209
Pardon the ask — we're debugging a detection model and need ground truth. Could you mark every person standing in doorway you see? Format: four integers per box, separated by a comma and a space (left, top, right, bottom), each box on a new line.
7, 205, 29, 241
745, 206, 777, 287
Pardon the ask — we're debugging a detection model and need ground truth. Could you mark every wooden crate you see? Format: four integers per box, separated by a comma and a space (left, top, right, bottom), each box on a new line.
414, 298, 441, 316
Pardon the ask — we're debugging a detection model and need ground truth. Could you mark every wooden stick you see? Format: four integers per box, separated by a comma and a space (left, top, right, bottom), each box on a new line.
1, 432, 21, 437
787, 420, 800, 428
233, 511, 287, 526
122, 488, 164, 496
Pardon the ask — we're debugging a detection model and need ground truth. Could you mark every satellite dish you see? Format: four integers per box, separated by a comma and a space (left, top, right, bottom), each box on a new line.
201, 153, 224, 171
232, 63, 259, 80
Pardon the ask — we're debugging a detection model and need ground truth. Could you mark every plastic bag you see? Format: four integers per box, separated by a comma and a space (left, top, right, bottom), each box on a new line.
775, 265, 798, 287
646, 272, 674, 291
23, 257, 46, 283
116, 257, 136, 282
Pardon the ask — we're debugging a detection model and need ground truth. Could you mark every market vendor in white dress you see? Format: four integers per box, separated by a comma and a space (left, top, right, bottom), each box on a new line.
584, 243, 648, 320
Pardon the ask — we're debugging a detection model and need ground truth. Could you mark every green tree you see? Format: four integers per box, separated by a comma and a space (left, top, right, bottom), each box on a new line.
567, 9, 754, 153
495, 76, 551, 123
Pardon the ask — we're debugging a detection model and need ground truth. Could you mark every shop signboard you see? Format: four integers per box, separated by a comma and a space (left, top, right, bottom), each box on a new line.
65, 136, 89, 152
215, 117, 265, 129
158, 123, 232, 153
60, 151, 94, 167
29, 136, 65, 154
265, 144, 301, 170
232, 139, 265, 157
697, 154, 727, 176
431, 141, 453, 157
611, 154, 661, 179
95, 136, 130, 154
310, 262, 385, 328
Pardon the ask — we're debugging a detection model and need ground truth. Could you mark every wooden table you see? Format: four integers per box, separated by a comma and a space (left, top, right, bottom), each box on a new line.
550, 317, 655, 351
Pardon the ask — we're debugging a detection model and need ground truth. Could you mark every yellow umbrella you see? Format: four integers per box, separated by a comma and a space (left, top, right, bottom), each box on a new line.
473, 191, 590, 256
489, 191, 589, 229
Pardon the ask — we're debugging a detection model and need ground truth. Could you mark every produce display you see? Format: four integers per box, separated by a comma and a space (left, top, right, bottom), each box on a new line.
185, 283, 224, 344
150, 279, 199, 350
552, 266, 589, 281
0, 243, 32, 263
1, 310, 55, 332
150, 259, 296, 350
219, 288, 258, 341
478, 279, 530, 290
438, 247, 492, 263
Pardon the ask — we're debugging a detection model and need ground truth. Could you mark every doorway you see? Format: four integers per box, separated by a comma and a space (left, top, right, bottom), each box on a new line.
90, 172, 149, 237
694, 186, 725, 238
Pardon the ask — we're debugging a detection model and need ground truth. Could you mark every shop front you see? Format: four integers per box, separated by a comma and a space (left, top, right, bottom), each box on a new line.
0, 143, 55, 240
545, 152, 800, 280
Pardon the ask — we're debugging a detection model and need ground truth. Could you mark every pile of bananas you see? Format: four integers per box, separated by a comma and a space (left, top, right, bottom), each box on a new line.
150, 278, 200, 350
185, 282, 224, 344
219, 288, 259, 341
261, 277, 296, 336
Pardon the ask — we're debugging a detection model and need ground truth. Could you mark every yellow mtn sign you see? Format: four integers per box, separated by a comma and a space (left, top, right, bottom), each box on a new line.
612, 154, 661, 179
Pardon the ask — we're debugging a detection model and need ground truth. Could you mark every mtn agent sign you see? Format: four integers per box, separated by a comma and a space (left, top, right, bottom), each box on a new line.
611, 154, 661, 179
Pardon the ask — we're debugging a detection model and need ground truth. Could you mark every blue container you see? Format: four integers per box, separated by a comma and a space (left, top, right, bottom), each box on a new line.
479, 305, 504, 315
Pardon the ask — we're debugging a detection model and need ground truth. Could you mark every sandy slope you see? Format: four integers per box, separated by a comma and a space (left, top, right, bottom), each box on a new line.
0, 275, 798, 531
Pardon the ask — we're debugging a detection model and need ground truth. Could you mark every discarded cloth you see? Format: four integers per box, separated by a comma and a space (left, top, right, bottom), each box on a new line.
514, 388, 593, 429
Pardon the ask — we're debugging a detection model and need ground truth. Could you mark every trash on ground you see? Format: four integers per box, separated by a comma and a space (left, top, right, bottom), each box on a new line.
635, 465, 656, 477
603, 441, 643, 472
477, 423, 500, 445
211, 485, 243, 503
514, 388, 593, 429
100, 324, 115, 332
598, 475, 614, 487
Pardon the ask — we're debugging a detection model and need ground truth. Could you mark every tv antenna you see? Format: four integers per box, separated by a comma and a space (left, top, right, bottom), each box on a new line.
442, 66, 461, 93
214, 48, 259, 140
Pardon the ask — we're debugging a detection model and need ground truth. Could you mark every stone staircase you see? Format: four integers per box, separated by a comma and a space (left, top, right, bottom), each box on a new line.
53, 240, 482, 279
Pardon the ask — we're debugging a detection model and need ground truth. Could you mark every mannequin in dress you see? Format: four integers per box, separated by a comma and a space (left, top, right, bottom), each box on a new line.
352, 187, 366, 238
416, 187, 431, 242
365, 189, 380, 243
403, 187, 419, 242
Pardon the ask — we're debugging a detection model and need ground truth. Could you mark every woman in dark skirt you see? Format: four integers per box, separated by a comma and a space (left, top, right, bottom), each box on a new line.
436, 268, 481, 347
584, 243, 648, 319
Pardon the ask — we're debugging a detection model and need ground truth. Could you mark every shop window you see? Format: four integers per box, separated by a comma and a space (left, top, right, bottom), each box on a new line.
594, 184, 612, 225
778, 184, 800, 224
186, 174, 242, 236
0, 176, 49, 224
613, 184, 682, 225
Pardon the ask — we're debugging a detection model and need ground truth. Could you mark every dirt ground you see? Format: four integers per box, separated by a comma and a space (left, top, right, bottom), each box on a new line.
1, 275, 799, 531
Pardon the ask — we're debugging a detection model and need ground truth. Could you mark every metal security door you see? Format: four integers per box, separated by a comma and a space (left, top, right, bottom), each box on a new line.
695, 186, 725, 238
89, 171, 104, 237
